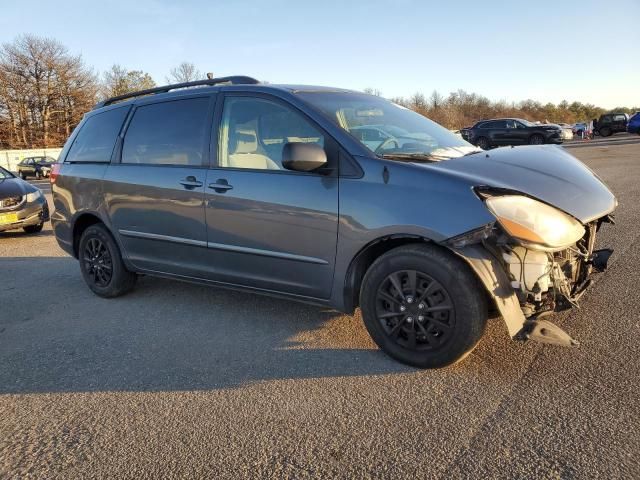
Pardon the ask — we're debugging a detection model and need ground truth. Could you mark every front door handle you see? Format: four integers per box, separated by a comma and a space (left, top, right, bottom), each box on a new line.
180, 176, 203, 189
208, 179, 234, 193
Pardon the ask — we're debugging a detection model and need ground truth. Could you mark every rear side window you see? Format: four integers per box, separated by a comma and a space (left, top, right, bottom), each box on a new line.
481, 120, 505, 129
66, 107, 128, 163
613, 114, 626, 121
122, 97, 210, 166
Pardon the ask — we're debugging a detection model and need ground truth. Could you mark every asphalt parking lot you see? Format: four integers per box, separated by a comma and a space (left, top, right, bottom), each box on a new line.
1, 138, 639, 478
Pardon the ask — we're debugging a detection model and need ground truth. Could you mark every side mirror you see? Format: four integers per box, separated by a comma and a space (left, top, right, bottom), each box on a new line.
282, 142, 327, 172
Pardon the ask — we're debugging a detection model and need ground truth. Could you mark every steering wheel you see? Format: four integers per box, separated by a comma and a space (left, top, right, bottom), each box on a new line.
374, 137, 400, 154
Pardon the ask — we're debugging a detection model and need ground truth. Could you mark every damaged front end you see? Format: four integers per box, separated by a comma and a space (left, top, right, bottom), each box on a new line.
447, 197, 615, 347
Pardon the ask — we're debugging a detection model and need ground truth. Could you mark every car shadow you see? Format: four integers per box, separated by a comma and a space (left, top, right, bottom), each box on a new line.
1, 256, 437, 394
0, 228, 54, 238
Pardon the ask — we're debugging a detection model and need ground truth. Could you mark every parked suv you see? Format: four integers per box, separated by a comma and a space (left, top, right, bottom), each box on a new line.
460, 118, 563, 149
17, 156, 56, 179
596, 113, 629, 137
51, 77, 616, 368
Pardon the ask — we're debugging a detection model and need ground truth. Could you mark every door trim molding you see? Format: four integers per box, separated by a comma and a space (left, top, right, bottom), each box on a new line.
119, 229, 207, 247
206, 241, 329, 265
118, 229, 328, 265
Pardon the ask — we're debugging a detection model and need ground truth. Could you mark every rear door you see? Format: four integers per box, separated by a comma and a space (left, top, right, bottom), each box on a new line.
487, 120, 509, 145
201, 93, 339, 299
103, 94, 215, 278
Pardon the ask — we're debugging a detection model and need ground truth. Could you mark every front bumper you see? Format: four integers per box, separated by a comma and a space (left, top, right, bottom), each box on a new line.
547, 134, 564, 144
452, 216, 613, 346
0, 198, 49, 232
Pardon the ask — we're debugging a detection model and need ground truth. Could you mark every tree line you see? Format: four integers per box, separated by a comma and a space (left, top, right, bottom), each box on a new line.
384, 89, 639, 131
0, 35, 204, 149
0, 34, 636, 149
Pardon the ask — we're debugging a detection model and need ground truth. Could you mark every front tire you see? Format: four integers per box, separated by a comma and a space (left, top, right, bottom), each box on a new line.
360, 244, 487, 368
79, 224, 137, 298
20, 171, 27, 180
529, 134, 545, 145
23, 223, 44, 234
476, 137, 490, 150
599, 127, 612, 137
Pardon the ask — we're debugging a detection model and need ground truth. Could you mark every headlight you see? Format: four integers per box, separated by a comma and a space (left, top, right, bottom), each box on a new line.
25, 190, 42, 202
485, 195, 585, 249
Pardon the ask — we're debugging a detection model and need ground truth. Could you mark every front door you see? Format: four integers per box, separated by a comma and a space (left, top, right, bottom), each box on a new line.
104, 95, 215, 278
201, 94, 339, 299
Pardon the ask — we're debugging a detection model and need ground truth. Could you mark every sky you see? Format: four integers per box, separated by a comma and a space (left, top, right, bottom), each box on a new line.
1, 0, 638, 109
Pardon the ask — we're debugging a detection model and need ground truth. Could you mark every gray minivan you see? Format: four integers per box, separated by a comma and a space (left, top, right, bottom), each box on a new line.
51, 76, 616, 368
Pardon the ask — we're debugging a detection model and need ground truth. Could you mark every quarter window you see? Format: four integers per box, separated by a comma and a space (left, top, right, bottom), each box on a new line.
218, 97, 324, 171
66, 106, 129, 163
122, 98, 210, 166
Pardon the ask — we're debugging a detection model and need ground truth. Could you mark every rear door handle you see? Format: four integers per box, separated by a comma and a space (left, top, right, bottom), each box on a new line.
180, 176, 203, 189
208, 179, 233, 193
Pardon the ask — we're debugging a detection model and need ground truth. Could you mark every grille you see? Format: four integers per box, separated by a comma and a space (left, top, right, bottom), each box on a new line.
0, 195, 23, 209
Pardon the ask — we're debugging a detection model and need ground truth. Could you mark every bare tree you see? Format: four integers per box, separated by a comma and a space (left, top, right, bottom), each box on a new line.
0, 34, 97, 148
166, 62, 203, 84
101, 64, 156, 99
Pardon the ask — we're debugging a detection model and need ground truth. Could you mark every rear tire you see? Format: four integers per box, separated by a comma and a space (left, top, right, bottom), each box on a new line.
23, 223, 44, 234
476, 137, 490, 150
360, 244, 487, 368
78, 224, 137, 298
529, 134, 544, 145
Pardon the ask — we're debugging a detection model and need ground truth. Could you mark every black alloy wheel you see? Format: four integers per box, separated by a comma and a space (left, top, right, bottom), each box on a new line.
529, 134, 544, 145
476, 137, 490, 150
360, 244, 487, 368
83, 237, 113, 288
375, 270, 455, 351
78, 224, 137, 297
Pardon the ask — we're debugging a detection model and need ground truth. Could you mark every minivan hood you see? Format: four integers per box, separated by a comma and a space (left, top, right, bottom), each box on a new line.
423, 145, 616, 223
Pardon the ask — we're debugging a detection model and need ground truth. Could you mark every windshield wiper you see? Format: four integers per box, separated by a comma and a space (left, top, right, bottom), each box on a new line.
463, 149, 483, 156
379, 153, 440, 162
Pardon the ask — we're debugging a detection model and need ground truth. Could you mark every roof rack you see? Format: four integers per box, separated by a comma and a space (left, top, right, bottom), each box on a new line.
94, 75, 260, 109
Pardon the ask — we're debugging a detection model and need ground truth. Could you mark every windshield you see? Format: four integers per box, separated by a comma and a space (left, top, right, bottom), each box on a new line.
518, 118, 535, 127
0, 166, 14, 179
297, 91, 479, 160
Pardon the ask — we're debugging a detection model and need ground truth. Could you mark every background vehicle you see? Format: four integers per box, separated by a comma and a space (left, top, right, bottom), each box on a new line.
573, 122, 587, 136
16, 156, 56, 179
627, 112, 640, 134
51, 77, 615, 369
556, 123, 574, 140
460, 118, 563, 149
597, 113, 629, 137
0, 166, 49, 233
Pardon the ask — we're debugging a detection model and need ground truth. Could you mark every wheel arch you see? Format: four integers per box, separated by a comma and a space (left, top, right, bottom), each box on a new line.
72, 212, 107, 258
342, 234, 431, 313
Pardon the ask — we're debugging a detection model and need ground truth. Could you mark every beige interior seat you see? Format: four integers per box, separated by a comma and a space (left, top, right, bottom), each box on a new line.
227, 130, 279, 170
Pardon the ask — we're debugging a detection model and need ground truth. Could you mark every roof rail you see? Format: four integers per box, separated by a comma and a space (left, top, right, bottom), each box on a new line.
93, 75, 260, 109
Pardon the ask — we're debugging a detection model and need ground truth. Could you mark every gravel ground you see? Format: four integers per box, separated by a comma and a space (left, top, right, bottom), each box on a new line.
1, 141, 639, 479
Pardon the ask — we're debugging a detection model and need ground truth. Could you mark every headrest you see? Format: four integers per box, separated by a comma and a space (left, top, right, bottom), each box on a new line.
232, 131, 258, 154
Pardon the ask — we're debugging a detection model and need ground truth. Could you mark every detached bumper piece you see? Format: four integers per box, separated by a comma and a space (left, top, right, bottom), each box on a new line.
519, 319, 579, 347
